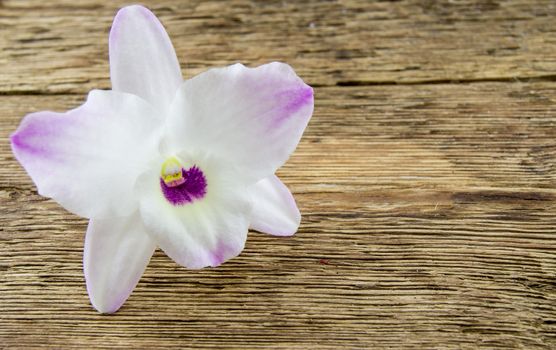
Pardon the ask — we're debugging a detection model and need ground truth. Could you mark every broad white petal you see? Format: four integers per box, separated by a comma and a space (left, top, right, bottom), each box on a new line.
136, 153, 251, 269
109, 5, 182, 112
10, 90, 161, 219
250, 175, 301, 236
84, 213, 157, 313
165, 62, 313, 183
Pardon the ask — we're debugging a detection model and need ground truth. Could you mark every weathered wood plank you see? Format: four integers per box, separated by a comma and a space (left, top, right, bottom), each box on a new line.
1, 81, 555, 348
2, 0, 556, 94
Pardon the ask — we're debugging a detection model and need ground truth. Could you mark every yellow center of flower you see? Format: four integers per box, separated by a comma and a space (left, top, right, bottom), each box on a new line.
160, 156, 186, 187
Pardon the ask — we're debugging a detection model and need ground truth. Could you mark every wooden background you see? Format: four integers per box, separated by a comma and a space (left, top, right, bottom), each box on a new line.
1, 0, 555, 348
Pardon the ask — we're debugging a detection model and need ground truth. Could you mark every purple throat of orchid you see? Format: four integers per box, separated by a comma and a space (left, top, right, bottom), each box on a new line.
159, 157, 207, 205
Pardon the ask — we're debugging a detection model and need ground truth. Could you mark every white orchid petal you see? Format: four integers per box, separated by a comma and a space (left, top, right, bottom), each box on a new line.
109, 5, 182, 112
10, 90, 161, 218
136, 154, 251, 269
165, 62, 313, 183
250, 175, 301, 236
84, 213, 157, 313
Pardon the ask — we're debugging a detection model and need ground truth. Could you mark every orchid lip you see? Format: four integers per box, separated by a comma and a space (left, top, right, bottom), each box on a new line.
159, 157, 207, 205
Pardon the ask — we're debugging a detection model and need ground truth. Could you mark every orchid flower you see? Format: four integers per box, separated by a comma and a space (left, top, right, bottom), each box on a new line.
10, 5, 313, 313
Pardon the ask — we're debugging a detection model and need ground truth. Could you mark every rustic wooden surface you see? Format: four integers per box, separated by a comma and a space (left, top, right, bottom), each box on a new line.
1, 0, 555, 348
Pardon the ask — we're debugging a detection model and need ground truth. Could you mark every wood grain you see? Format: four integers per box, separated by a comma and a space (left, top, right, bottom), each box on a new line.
1, 0, 555, 349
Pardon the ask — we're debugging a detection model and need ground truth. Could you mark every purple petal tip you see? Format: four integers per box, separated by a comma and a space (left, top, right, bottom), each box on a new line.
10, 125, 48, 158
209, 241, 240, 267
110, 5, 159, 45
272, 84, 314, 126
